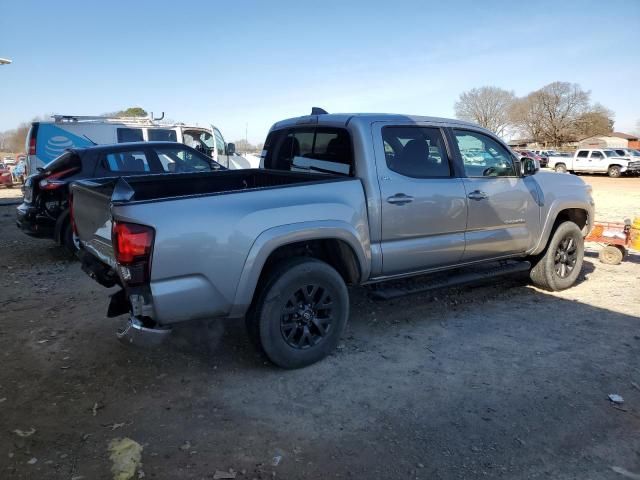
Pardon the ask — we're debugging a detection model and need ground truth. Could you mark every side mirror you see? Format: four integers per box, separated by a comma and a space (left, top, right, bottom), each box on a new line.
226, 143, 236, 155
520, 157, 539, 176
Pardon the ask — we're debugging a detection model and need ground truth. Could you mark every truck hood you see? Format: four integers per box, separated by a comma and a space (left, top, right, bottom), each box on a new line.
533, 170, 591, 193
531, 171, 595, 231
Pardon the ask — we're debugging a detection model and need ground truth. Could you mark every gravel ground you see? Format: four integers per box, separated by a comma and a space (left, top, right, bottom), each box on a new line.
0, 174, 639, 479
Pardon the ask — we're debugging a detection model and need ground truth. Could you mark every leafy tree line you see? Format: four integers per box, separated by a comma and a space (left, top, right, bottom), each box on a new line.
454, 82, 615, 146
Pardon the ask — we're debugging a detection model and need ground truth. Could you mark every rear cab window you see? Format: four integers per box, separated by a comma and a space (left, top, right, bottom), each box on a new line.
263, 127, 353, 176
103, 151, 151, 172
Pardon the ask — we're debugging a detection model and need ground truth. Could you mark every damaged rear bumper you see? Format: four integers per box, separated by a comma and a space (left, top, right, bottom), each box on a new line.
116, 316, 171, 348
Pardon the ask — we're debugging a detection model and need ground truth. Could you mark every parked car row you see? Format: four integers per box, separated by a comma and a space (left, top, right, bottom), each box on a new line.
513, 147, 640, 177
24, 114, 240, 176
17, 141, 226, 252
548, 149, 640, 177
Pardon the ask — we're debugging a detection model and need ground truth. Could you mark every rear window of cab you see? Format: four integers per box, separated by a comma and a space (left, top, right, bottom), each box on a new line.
263, 127, 354, 176
43, 151, 81, 174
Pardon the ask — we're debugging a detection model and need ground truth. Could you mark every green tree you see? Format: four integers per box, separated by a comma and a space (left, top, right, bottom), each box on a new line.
116, 107, 148, 117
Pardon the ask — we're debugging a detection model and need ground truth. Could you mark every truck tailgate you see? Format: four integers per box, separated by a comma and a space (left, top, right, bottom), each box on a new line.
72, 179, 117, 268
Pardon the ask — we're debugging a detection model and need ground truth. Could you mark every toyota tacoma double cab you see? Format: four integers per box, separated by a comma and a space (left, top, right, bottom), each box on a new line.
72, 111, 595, 369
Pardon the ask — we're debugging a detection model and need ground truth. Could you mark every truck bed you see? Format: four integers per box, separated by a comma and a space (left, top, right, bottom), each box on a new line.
74, 168, 340, 204
71, 168, 362, 271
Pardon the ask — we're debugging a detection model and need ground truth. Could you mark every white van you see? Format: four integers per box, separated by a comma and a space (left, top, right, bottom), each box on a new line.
24, 114, 248, 175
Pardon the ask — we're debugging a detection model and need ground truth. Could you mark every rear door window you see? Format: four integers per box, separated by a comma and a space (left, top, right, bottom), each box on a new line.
147, 129, 177, 142
264, 127, 353, 175
382, 126, 451, 178
117, 128, 144, 143
104, 151, 151, 172
152, 145, 219, 172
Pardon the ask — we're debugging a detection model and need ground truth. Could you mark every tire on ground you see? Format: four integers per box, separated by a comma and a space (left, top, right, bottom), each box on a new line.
554, 163, 567, 173
598, 245, 624, 265
62, 221, 78, 255
529, 221, 584, 291
247, 257, 349, 369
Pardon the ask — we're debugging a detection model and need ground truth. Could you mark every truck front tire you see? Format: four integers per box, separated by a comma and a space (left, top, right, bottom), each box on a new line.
529, 221, 584, 291
247, 257, 349, 369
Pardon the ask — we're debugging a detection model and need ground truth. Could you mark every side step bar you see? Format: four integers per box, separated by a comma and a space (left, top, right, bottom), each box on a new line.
368, 260, 531, 300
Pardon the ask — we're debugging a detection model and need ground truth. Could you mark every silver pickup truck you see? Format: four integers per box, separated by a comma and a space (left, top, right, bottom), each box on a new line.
72, 112, 595, 368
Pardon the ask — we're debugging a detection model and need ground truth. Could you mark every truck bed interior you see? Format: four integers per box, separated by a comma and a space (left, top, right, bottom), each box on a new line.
77, 169, 350, 203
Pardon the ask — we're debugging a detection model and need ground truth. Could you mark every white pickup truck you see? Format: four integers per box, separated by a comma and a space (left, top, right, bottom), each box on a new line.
548, 149, 640, 177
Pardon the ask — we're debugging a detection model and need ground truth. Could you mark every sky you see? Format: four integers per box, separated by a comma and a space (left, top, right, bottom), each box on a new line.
1, 0, 639, 143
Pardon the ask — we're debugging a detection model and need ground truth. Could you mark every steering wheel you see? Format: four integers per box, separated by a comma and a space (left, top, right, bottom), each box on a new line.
482, 166, 499, 177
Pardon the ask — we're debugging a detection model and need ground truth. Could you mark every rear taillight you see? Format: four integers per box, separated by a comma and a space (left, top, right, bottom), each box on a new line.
27, 124, 38, 156
112, 221, 155, 285
39, 167, 79, 190
28, 136, 36, 156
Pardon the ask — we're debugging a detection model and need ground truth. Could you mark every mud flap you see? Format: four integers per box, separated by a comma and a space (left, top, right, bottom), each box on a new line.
108, 289, 130, 318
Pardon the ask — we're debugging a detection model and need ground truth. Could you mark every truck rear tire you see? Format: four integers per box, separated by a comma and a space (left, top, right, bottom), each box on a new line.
62, 221, 78, 256
529, 221, 584, 291
247, 257, 349, 369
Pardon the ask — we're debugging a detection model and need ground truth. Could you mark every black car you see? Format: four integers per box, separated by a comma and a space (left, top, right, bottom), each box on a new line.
17, 141, 225, 252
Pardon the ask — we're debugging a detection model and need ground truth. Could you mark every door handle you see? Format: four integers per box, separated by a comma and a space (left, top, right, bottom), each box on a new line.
467, 190, 488, 200
387, 193, 414, 205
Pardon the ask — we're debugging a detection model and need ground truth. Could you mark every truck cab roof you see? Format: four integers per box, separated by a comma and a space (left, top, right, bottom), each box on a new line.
271, 113, 482, 131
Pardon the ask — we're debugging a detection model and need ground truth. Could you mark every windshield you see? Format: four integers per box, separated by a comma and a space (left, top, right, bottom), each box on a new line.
183, 130, 214, 157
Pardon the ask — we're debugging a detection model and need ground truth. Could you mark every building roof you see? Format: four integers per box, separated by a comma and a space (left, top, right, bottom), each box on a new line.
611, 132, 639, 140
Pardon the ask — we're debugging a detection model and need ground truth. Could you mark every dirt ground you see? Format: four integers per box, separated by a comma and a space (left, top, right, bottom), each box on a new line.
0, 175, 639, 479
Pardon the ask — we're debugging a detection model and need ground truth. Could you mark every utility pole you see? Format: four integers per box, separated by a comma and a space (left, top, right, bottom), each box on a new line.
245, 123, 248, 145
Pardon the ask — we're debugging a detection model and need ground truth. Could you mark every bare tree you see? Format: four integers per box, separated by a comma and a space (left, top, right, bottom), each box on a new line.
0, 122, 30, 153
454, 86, 515, 136
510, 82, 613, 146
574, 103, 614, 139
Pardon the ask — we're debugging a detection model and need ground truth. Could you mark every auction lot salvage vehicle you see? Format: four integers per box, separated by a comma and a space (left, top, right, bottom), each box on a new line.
72, 112, 595, 368
17, 142, 224, 253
